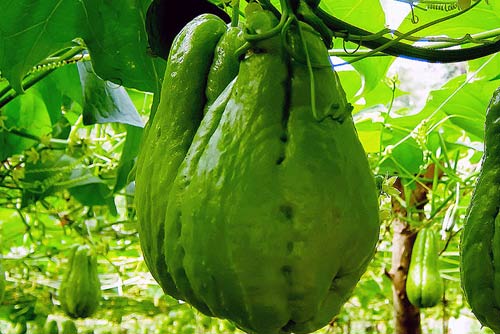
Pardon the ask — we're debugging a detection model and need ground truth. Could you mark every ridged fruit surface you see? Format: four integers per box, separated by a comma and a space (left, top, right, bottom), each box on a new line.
59, 245, 101, 319
406, 228, 443, 308
461, 87, 500, 333
136, 9, 379, 334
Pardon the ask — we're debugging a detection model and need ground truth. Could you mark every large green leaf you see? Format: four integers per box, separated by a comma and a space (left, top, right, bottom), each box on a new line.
80, 0, 164, 93
355, 116, 384, 154
69, 182, 117, 215
327, 0, 394, 99
337, 69, 362, 102
378, 125, 425, 176
320, 0, 385, 30
0, 0, 164, 94
427, 76, 500, 140
0, 1, 82, 93
350, 57, 394, 96
0, 90, 52, 160
467, 53, 500, 82
77, 61, 144, 127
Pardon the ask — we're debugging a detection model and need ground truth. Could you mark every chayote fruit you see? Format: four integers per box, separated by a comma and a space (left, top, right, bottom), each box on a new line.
58, 245, 101, 319
461, 87, 500, 333
406, 227, 443, 308
136, 8, 379, 334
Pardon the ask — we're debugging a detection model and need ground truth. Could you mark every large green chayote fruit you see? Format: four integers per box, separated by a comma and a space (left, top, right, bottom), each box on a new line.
58, 245, 101, 319
135, 9, 380, 334
134, 14, 228, 299
460, 87, 500, 333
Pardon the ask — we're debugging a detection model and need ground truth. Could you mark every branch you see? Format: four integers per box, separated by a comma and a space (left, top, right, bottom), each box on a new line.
0, 46, 85, 107
316, 4, 500, 63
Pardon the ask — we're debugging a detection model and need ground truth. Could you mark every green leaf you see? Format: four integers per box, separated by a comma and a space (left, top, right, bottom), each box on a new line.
351, 57, 394, 96
51, 116, 72, 140
0, 209, 26, 246
428, 76, 500, 140
0, 90, 51, 160
77, 61, 144, 127
361, 78, 408, 109
337, 69, 362, 102
0, 1, 82, 93
320, 0, 385, 31
354, 114, 384, 154
21, 152, 115, 213
467, 53, 500, 82
81, 0, 165, 93
31, 64, 82, 125
70, 183, 117, 215
113, 125, 143, 192
0, 0, 164, 95
332, 45, 393, 98
379, 129, 425, 176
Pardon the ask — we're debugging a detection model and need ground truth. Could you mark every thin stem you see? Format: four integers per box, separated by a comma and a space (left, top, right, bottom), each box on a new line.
329, 49, 390, 57
377, 55, 494, 168
231, 0, 240, 27
422, 28, 500, 49
336, 0, 480, 66
316, 0, 500, 63
0, 126, 70, 148
297, 21, 318, 120
0, 46, 85, 107
16, 208, 35, 243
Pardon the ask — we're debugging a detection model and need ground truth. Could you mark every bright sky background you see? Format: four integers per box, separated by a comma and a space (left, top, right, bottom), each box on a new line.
380, 0, 412, 28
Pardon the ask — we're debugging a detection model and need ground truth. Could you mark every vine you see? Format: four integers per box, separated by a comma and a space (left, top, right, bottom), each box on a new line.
0, 46, 86, 108
333, 0, 482, 66
314, 0, 500, 63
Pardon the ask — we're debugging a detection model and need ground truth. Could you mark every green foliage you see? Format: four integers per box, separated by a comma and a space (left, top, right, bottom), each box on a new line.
0, 0, 164, 94
21, 152, 117, 214
0, 89, 52, 161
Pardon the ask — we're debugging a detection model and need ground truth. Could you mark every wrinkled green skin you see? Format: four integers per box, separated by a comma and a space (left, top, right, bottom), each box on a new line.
406, 228, 443, 308
460, 87, 500, 333
134, 14, 228, 298
44, 320, 59, 334
136, 10, 379, 334
205, 26, 245, 108
61, 320, 78, 334
0, 262, 5, 304
59, 245, 101, 319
